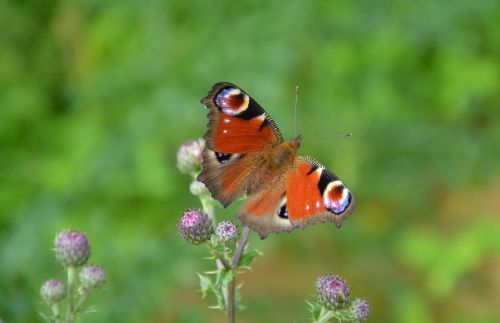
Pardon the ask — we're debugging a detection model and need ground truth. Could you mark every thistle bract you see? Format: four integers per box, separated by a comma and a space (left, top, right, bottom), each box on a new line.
316, 274, 350, 309
55, 230, 91, 268
178, 208, 213, 245
40, 279, 66, 304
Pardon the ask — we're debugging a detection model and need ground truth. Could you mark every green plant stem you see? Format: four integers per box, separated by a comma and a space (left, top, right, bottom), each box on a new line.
200, 196, 214, 219
51, 303, 61, 323
66, 267, 76, 323
213, 251, 231, 269
74, 290, 90, 313
195, 174, 251, 323
226, 226, 251, 323
193, 173, 214, 220
316, 308, 335, 323
231, 227, 250, 268
226, 277, 236, 323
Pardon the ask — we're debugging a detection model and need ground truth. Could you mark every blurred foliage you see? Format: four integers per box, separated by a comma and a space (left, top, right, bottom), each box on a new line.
1, 0, 500, 322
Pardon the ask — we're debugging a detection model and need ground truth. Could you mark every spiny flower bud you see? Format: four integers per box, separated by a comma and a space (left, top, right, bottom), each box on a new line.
215, 221, 239, 242
316, 274, 350, 309
79, 264, 107, 291
40, 279, 66, 304
350, 298, 370, 321
54, 230, 91, 268
176, 138, 205, 175
178, 209, 213, 245
190, 180, 210, 197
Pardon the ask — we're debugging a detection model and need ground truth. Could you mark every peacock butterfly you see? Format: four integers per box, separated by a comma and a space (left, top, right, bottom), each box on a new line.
197, 82, 355, 238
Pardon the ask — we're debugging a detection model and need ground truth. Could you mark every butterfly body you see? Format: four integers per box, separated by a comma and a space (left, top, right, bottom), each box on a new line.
198, 82, 355, 238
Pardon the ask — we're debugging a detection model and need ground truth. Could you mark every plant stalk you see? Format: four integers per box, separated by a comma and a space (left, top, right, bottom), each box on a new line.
213, 251, 231, 269
51, 303, 61, 323
66, 267, 76, 323
226, 226, 251, 323
231, 227, 250, 268
196, 172, 251, 323
74, 290, 90, 313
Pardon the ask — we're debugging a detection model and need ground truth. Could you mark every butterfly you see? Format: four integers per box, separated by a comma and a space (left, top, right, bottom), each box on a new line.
197, 82, 355, 238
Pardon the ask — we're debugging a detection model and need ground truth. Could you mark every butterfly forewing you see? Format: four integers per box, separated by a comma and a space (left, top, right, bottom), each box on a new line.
200, 82, 282, 153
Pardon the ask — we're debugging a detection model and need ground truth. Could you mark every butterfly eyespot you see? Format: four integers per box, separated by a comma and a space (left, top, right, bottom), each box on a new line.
276, 196, 288, 219
215, 88, 249, 116
323, 181, 352, 215
278, 204, 288, 219
215, 151, 232, 164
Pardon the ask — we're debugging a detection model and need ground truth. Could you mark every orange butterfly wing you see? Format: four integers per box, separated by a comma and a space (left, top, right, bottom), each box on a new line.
238, 157, 355, 238
197, 82, 282, 206
201, 82, 282, 153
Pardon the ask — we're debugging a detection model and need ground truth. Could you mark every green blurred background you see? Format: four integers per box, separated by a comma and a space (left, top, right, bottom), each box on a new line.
1, 0, 499, 322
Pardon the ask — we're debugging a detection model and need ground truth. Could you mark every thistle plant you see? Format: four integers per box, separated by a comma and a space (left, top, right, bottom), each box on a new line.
177, 139, 261, 323
308, 274, 370, 322
40, 230, 106, 323
177, 139, 369, 322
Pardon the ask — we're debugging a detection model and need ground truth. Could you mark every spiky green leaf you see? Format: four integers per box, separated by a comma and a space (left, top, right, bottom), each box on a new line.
198, 273, 212, 298
239, 249, 262, 268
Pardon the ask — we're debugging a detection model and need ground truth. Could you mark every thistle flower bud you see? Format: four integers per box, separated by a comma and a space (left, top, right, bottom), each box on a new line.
40, 279, 66, 304
79, 264, 107, 291
215, 221, 239, 242
316, 274, 350, 309
350, 298, 370, 321
54, 230, 91, 268
190, 180, 210, 197
178, 208, 213, 245
176, 138, 205, 175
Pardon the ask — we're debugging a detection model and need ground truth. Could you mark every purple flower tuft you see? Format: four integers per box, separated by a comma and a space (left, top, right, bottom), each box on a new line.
79, 264, 107, 291
215, 221, 239, 242
176, 138, 205, 175
54, 230, 91, 268
350, 298, 370, 321
178, 208, 213, 245
40, 279, 66, 304
316, 274, 350, 309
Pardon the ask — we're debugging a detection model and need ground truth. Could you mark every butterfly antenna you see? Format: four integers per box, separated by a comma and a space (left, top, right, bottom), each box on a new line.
307, 133, 353, 142
294, 85, 299, 137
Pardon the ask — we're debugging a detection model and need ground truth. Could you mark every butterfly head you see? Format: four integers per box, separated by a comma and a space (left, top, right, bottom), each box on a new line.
289, 135, 303, 150
269, 135, 302, 166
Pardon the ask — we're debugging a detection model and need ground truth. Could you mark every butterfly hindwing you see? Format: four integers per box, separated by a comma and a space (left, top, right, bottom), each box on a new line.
237, 156, 355, 238
197, 148, 252, 207
237, 169, 292, 238
286, 156, 355, 227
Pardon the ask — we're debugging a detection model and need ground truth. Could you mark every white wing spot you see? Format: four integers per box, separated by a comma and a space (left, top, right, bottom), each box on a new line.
323, 180, 350, 214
